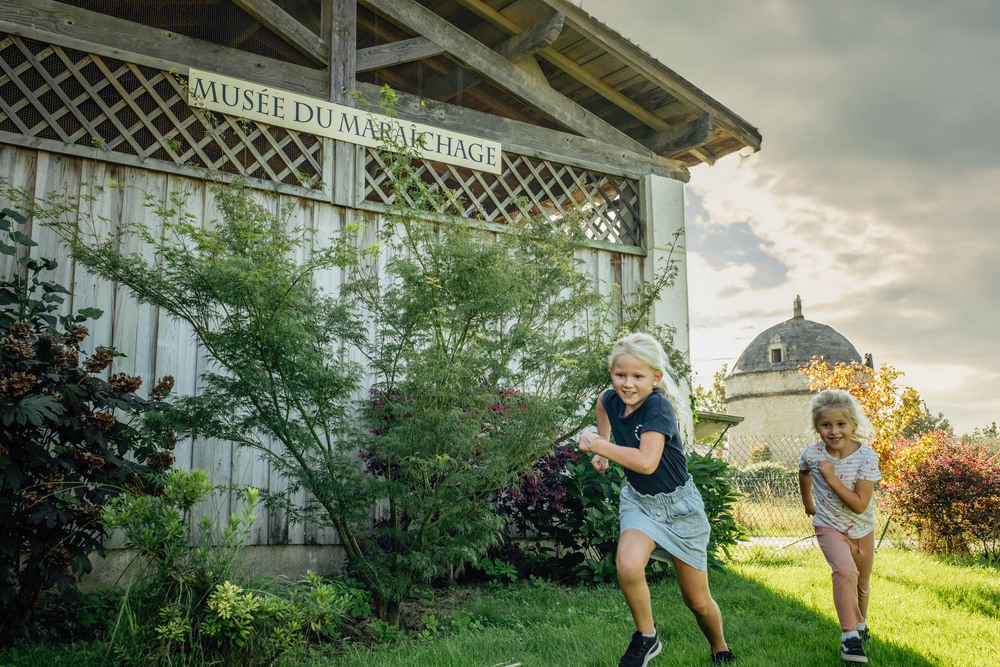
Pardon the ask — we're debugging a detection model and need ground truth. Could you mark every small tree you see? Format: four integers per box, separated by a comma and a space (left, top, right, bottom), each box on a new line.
903, 402, 952, 438
0, 204, 175, 645
693, 363, 727, 415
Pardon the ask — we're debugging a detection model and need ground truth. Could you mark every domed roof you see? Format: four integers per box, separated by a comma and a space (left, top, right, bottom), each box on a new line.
729, 296, 861, 375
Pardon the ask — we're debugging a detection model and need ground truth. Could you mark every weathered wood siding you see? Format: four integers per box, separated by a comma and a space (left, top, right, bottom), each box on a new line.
0, 143, 648, 548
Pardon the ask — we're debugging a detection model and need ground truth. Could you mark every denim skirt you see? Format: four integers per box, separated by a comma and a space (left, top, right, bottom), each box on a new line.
619, 475, 710, 571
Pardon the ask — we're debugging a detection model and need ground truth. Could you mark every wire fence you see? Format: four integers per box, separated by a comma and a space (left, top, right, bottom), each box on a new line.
717, 435, 904, 548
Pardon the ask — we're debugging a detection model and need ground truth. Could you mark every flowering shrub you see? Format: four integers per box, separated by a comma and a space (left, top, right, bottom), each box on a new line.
0, 204, 175, 645
883, 441, 1000, 558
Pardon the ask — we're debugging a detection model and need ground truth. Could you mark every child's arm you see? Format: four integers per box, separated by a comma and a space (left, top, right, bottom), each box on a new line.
578, 396, 665, 475
579, 394, 613, 473
798, 469, 815, 516
817, 460, 875, 514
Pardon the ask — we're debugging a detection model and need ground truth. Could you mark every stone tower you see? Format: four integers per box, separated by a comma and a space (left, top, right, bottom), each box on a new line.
724, 296, 863, 466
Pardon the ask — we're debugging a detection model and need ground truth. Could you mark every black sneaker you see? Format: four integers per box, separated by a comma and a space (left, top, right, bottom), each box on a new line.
711, 649, 736, 663
841, 636, 868, 663
858, 626, 870, 641
618, 629, 662, 667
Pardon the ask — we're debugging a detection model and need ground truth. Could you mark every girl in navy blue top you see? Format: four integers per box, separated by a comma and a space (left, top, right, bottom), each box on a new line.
578, 333, 734, 666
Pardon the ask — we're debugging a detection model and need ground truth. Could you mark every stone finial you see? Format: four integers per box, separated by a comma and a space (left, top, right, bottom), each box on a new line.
793, 294, 803, 319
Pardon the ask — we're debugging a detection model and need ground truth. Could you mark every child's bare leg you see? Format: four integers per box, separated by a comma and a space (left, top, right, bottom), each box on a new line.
617, 528, 657, 634
673, 557, 729, 654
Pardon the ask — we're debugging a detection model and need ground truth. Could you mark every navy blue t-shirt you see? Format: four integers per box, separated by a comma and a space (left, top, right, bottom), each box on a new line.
602, 387, 689, 495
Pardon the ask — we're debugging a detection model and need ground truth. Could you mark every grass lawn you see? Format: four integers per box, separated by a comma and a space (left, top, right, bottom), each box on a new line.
2, 546, 996, 666
327, 546, 998, 667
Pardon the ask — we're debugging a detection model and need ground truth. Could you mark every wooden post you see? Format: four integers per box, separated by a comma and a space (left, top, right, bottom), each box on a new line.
325, 0, 357, 206
640, 174, 694, 440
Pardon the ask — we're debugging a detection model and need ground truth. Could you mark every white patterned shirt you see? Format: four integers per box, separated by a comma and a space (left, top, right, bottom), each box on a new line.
799, 442, 882, 538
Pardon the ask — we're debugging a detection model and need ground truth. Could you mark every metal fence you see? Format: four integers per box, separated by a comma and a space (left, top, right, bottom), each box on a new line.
719, 435, 902, 546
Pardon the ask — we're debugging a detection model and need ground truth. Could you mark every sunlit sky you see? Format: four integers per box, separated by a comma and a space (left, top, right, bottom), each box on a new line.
580, 0, 1000, 435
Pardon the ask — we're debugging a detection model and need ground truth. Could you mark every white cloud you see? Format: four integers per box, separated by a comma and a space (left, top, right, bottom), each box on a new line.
583, 0, 1000, 433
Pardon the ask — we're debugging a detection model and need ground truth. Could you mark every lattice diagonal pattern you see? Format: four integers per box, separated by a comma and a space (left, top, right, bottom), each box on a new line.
0, 33, 322, 190
363, 147, 642, 247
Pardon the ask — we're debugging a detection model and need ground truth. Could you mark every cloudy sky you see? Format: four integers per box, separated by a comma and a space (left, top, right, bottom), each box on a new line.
580, 0, 1000, 435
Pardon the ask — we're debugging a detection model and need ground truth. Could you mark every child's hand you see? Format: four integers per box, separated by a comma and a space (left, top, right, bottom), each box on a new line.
817, 460, 834, 478
577, 430, 595, 452
591, 455, 609, 474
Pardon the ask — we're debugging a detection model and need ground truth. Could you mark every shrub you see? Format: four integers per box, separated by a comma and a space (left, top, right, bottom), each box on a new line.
883, 441, 1000, 559
0, 204, 175, 645
730, 462, 798, 500
498, 444, 745, 581
883, 430, 950, 485
103, 470, 366, 666
688, 451, 747, 564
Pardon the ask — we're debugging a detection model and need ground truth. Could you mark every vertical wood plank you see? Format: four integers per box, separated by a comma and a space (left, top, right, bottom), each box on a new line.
29, 152, 81, 321
185, 181, 232, 542
0, 147, 38, 281
73, 161, 121, 356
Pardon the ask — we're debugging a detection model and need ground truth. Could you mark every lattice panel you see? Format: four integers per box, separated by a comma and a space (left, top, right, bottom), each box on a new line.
0, 34, 323, 190
363, 147, 642, 247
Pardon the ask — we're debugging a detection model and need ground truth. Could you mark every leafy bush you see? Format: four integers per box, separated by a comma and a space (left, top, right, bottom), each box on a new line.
0, 204, 175, 645
883, 429, 949, 485
688, 451, 748, 564
499, 444, 745, 581
883, 441, 1000, 559
20, 587, 120, 644
103, 469, 366, 666
729, 462, 799, 500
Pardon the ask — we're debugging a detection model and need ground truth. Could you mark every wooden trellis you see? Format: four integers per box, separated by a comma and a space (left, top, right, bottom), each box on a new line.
362, 146, 642, 247
0, 33, 324, 191
0, 31, 642, 248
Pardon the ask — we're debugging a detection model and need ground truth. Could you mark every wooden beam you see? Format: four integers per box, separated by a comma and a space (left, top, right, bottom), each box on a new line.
230, 0, 328, 66
356, 36, 444, 72
354, 81, 688, 182
0, 0, 687, 181
450, 0, 738, 163
642, 114, 715, 157
494, 10, 563, 60
326, 0, 356, 103
359, 0, 654, 156
326, 0, 357, 206
540, 0, 761, 151
0, 0, 328, 97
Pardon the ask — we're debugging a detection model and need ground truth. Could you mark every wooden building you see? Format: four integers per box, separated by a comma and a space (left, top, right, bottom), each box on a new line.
0, 0, 760, 577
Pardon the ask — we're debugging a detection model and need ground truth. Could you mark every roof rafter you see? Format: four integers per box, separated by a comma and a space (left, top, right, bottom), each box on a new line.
494, 9, 563, 60
359, 0, 654, 156
230, 0, 327, 66
447, 0, 714, 161
357, 36, 445, 72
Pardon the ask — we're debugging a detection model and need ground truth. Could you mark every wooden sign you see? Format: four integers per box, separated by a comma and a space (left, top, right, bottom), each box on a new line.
187, 69, 502, 174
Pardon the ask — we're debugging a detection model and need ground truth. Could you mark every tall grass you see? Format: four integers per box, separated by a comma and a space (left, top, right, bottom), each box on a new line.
3, 547, 996, 666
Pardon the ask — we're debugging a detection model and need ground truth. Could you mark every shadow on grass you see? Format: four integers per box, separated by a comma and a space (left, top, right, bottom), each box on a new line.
594, 563, 939, 667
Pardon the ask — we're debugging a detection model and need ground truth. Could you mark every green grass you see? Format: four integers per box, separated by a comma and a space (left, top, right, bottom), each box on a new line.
3, 547, 997, 666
